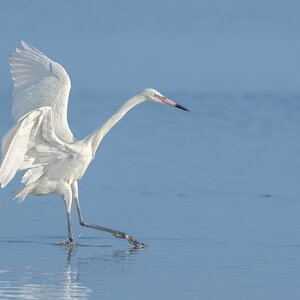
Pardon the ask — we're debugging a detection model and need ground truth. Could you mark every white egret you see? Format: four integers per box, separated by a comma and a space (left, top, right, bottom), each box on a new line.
0, 41, 188, 248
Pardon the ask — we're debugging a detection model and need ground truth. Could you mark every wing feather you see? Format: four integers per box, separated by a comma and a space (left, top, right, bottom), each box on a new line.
9, 41, 74, 143
0, 110, 42, 187
0, 107, 70, 188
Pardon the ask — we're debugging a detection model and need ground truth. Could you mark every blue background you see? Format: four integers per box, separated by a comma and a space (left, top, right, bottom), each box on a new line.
0, 1, 300, 299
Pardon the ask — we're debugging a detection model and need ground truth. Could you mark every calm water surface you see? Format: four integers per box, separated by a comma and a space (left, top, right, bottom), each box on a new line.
0, 92, 300, 299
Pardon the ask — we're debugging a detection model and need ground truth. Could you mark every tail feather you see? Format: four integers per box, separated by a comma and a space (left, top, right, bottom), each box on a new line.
13, 183, 33, 202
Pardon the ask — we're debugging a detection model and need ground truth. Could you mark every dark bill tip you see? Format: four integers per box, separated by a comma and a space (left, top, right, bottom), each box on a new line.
175, 103, 189, 112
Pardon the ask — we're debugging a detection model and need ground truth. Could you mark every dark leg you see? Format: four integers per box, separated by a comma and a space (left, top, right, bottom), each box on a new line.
66, 209, 74, 243
74, 197, 146, 248
58, 186, 75, 246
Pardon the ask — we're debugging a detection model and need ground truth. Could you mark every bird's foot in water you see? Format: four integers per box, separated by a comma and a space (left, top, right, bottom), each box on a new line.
113, 232, 147, 248
57, 238, 77, 247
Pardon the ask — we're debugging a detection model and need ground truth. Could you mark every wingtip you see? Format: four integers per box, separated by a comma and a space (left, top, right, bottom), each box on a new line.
20, 40, 28, 49
13, 41, 27, 54
20, 40, 35, 52
0, 174, 9, 188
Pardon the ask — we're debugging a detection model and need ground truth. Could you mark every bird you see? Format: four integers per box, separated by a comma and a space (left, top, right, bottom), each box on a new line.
0, 41, 189, 248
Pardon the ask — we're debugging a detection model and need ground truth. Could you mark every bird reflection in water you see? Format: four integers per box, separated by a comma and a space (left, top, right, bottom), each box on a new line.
0, 247, 91, 299
0, 243, 143, 299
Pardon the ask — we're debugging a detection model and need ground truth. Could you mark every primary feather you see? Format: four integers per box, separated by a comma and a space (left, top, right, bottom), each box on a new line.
0, 109, 42, 187
0, 107, 71, 196
9, 41, 74, 143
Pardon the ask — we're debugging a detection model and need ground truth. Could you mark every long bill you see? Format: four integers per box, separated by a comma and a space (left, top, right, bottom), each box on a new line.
160, 97, 189, 111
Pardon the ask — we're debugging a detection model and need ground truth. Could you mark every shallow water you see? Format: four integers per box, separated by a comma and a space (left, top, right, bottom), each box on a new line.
1, 92, 300, 299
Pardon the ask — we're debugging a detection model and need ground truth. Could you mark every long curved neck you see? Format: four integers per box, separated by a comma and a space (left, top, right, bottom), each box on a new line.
86, 94, 146, 157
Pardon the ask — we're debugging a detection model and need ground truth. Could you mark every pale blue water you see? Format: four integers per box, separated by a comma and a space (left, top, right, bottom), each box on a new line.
0, 92, 300, 299
1, 1, 300, 299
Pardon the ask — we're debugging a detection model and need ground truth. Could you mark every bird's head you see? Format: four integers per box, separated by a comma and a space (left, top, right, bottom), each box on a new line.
141, 88, 189, 111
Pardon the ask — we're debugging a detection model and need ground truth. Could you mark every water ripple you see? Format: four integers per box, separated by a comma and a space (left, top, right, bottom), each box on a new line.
0, 281, 91, 299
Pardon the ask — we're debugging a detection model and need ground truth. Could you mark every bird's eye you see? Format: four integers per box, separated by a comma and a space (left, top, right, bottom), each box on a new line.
154, 94, 165, 100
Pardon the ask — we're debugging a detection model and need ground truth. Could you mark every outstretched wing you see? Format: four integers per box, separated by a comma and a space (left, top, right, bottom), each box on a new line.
0, 107, 69, 188
0, 109, 42, 187
9, 41, 74, 143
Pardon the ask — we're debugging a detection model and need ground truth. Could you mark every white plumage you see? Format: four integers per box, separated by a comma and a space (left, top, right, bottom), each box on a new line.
0, 41, 189, 247
10, 41, 74, 143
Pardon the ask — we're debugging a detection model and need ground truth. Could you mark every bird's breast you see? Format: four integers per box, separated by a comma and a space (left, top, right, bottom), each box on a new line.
44, 144, 93, 184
